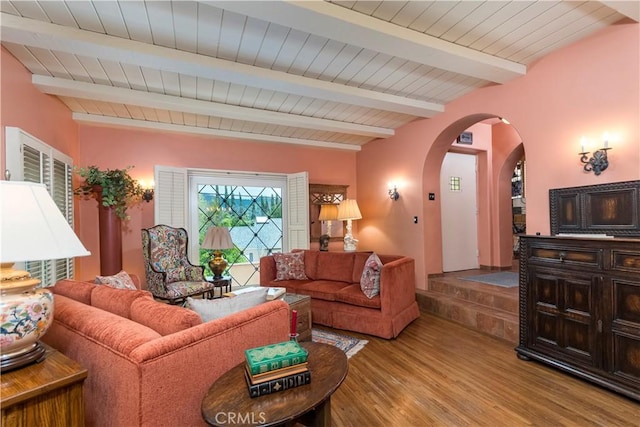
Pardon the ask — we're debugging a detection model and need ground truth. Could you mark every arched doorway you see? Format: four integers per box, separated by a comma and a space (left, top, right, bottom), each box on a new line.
421, 114, 525, 276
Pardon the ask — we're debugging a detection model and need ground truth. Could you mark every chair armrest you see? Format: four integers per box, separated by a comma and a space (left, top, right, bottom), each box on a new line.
379, 257, 416, 316
259, 255, 277, 285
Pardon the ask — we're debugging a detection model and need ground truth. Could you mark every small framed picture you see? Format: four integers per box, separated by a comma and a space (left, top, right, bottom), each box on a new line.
457, 132, 473, 145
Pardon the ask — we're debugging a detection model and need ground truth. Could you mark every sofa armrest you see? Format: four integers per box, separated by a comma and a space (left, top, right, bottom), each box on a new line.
379, 256, 416, 316
259, 255, 277, 284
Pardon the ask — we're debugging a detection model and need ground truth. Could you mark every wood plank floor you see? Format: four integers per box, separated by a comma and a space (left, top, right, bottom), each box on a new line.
329, 313, 639, 426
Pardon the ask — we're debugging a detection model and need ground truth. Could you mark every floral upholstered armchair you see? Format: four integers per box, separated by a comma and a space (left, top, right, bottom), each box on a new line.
141, 224, 217, 304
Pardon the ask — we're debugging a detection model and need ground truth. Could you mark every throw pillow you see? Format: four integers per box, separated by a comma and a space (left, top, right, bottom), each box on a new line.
360, 252, 382, 299
273, 252, 308, 281
186, 287, 269, 322
165, 266, 187, 283
95, 270, 137, 290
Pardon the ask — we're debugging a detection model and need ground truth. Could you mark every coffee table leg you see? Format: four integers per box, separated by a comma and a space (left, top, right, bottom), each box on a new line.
295, 397, 331, 427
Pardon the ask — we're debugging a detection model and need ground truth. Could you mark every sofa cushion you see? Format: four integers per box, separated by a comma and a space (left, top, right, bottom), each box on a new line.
186, 287, 269, 322
91, 286, 153, 319
52, 279, 96, 305
352, 252, 374, 283
52, 294, 162, 355
296, 280, 352, 302
301, 250, 319, 279
315, 252, 355, 283
335, 284, 381, 309
360, 252, 382, 298
95, 270, 137, 290
273, 252, 309, 281
131, 298, 202, 335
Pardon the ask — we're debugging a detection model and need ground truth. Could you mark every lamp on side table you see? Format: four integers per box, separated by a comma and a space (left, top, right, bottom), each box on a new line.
0, 181, 90, 372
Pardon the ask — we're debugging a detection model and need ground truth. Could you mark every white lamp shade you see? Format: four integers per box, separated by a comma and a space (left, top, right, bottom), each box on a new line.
318, 204, 339, 221
0, 181, 90, 263
337, 199, 362, 221
201, 227, 234, 250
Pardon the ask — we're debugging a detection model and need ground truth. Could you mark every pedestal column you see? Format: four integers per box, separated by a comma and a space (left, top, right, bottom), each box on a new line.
95, 187, 122, 276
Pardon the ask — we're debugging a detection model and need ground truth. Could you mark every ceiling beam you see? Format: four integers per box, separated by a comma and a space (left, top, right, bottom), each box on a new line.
210, 0, 526, 84
72, 113, 361, 152
0, 13, 443, 118
32, 75, 392, 138
599, 1, 639, 21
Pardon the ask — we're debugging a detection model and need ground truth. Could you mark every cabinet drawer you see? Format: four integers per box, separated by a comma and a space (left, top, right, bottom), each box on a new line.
530, 246, 603, 269
612, 250, 640, 273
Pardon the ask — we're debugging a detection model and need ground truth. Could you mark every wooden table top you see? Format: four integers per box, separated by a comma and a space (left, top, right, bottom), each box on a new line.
0, 345, 87, 408
201, 341, 348, 427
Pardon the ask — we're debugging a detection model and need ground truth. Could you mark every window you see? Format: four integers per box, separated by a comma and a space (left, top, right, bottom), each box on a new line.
449, 176, 461, 191
4, 127, 75, 286
155, 166, 309, 287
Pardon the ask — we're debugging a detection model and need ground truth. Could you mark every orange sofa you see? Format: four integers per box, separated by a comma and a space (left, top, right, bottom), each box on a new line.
42, 278, 289, 427
260, 251, 419, 339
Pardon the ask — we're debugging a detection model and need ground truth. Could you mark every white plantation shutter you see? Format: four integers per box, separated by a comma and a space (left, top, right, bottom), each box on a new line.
4, 127, 75, 286
154, 166, 188, 228
286, 172, 309, 251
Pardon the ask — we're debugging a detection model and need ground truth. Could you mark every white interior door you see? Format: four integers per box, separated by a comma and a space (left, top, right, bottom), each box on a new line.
440, 152, 479, 272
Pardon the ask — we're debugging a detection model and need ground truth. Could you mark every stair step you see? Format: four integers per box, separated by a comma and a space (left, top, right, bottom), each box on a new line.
418, 291, 519, 344
427, 276, 519, 315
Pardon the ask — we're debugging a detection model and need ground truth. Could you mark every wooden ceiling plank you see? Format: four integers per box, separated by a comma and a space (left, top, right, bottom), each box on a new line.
140, 67, 165, 94
92, 0, 129, 39
118, 1, 153, 44
160, 70, 181, 97
237, 16, 270, 66
9, 0, 49, 22
179, 74, 198, 99
99, 59, 130, 88
218, 9, 246, 62
51, 51, 92, 83
38, 1, 77, 28
196, 1, 222, 57
172, 1, 198, 53
145, 0, 176, 49
2, 43, 50, 76
212, 0, 525, 82
77, 56, 111, 86
253, 23, 290, 69
65, 0, 104, 34
196, 77, 214, 102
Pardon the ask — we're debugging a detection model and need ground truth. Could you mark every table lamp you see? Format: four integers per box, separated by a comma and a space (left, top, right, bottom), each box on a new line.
202, 226, 234, 279
1, 181, 90, 372
318, 204, 339, 251
337, 199, 362, 252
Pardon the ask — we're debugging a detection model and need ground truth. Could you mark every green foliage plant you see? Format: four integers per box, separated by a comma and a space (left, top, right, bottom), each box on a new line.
74, 165, 144, 220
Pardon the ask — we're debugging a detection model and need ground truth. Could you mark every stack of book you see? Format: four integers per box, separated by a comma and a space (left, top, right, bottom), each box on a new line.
244, 340, 310, 398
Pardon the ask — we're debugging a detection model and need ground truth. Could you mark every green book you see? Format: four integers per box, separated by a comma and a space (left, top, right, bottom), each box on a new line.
245, 341, 308, 375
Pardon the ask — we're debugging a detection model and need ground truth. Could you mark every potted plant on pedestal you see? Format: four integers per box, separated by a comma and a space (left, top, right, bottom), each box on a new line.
75, 166, 144, 275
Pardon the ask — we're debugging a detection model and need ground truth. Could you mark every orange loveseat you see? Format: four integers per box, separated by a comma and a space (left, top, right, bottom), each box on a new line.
43, 278, 289, 427
260, 251, 419, 339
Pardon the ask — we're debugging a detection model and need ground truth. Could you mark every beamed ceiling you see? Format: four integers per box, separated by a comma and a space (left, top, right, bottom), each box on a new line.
1, 1, 638, 151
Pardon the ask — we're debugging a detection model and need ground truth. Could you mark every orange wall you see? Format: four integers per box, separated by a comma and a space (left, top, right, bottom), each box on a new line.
356, 21, 640, 288
75, 125, 357, 280
0, 46, 78, 173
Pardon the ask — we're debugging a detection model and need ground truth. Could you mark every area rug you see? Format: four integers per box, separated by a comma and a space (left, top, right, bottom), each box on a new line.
311, 329, 368, 358
460, 271, 519, 288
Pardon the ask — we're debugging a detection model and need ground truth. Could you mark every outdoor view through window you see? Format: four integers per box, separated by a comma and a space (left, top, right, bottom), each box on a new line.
197, 184, 283, 287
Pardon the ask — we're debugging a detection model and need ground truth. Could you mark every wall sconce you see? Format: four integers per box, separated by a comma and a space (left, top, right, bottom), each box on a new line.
579, 135, 612, 176
139, 180, 154, 202
388, 184, 400, 201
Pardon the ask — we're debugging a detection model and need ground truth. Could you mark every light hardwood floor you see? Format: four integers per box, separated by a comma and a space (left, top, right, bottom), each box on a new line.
329, 313, 639, 426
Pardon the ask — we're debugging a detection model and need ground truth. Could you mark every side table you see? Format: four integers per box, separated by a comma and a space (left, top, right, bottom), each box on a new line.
202, 342, 348, 427
205, 276, 232, 298
1, 345, 87, 427
282, 293, 312, 342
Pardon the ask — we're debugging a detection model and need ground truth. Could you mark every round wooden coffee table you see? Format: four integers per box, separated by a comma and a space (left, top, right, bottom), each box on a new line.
202, 342, 348, 427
